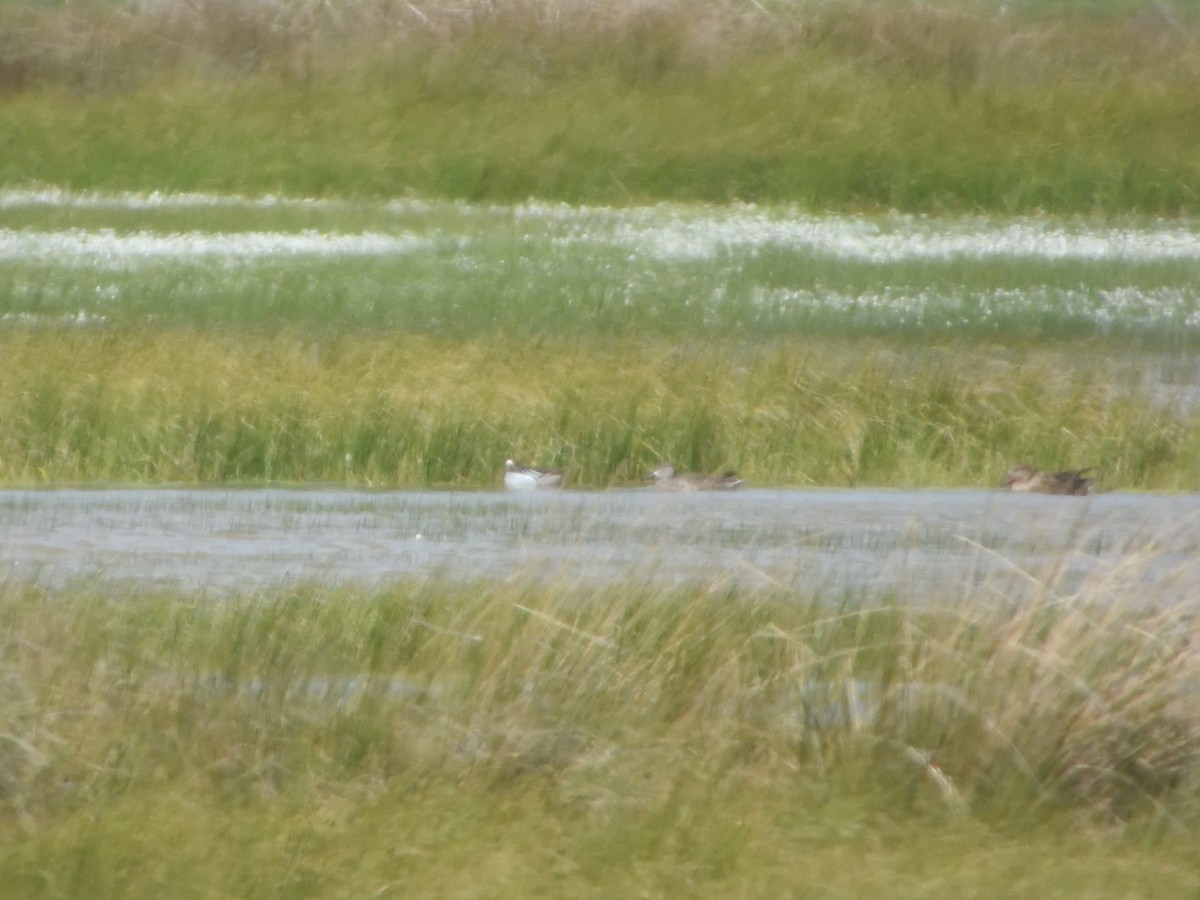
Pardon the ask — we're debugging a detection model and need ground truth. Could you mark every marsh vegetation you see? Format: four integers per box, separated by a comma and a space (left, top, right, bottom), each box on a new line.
3, 559, 1200, 897
2, 192, 1199, 490
3, 0, 1200, 895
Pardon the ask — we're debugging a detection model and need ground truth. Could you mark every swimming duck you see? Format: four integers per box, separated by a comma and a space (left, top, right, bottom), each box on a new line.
504, 459, 565, 490
649, 463, 742, 492
1003, 464, 1093, 495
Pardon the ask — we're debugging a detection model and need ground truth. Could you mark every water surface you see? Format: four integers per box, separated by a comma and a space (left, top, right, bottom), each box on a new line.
3, 487, 1197, 600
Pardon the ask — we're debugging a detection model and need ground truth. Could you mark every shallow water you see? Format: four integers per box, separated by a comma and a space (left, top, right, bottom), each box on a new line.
2, 487, 1197, 599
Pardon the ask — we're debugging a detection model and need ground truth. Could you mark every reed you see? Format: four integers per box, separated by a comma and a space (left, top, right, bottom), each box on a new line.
0, 329, 1197, 489
2, 1, 1198, 211
1, 540, 1198, 896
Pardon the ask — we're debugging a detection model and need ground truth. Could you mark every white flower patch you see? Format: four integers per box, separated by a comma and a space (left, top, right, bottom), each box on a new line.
610, 209, 1200, 264
3, 189, 1196, 337
0, 310, 107, 327
0, 188, 337, 210
0, 228, 429, 268
744, 284, 1200, 332
7, 189, 1197, 264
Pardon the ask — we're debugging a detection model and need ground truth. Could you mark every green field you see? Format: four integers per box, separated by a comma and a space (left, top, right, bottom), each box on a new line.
2, 0, 1199, 211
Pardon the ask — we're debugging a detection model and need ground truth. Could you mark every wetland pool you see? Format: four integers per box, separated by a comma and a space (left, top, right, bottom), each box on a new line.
2, 487, 1198, 600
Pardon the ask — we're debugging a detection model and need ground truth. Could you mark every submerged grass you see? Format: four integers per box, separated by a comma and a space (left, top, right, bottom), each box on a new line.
1, 555, 1199, 896
2, 0, 1199, 211
1, 330, 1198, 489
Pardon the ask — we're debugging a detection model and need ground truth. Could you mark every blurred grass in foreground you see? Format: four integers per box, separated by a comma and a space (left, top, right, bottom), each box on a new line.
1, 561, 1198, 897
1, 0, 1198, 211
1, 329, 1197, 489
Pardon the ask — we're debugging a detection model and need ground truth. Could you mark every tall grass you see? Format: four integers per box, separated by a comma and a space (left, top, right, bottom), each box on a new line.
1, 329, 1197, 489
1, 545, 1199, 896
2, 0, 1199, 210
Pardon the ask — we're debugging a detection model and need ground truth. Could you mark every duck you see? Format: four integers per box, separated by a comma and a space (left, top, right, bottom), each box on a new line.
648, 463, 742, 492
1002, 464, 1094, 495
504, 458, 565, 490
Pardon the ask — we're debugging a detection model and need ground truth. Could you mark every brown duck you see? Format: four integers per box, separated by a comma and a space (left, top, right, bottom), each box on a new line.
649, 463, 742, 492
1003, 464, 1094, 495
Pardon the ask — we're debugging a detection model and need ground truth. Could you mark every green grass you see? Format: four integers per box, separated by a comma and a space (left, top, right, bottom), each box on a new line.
2, 0, 1199, 211
0, 329, 1197, 489
1, 567, 1198, 898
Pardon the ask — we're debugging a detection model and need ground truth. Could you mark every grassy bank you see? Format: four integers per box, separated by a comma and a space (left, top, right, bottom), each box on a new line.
2, 1, 1199, 211
1, 567, 1198, 897
1, 329, 1197, 489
